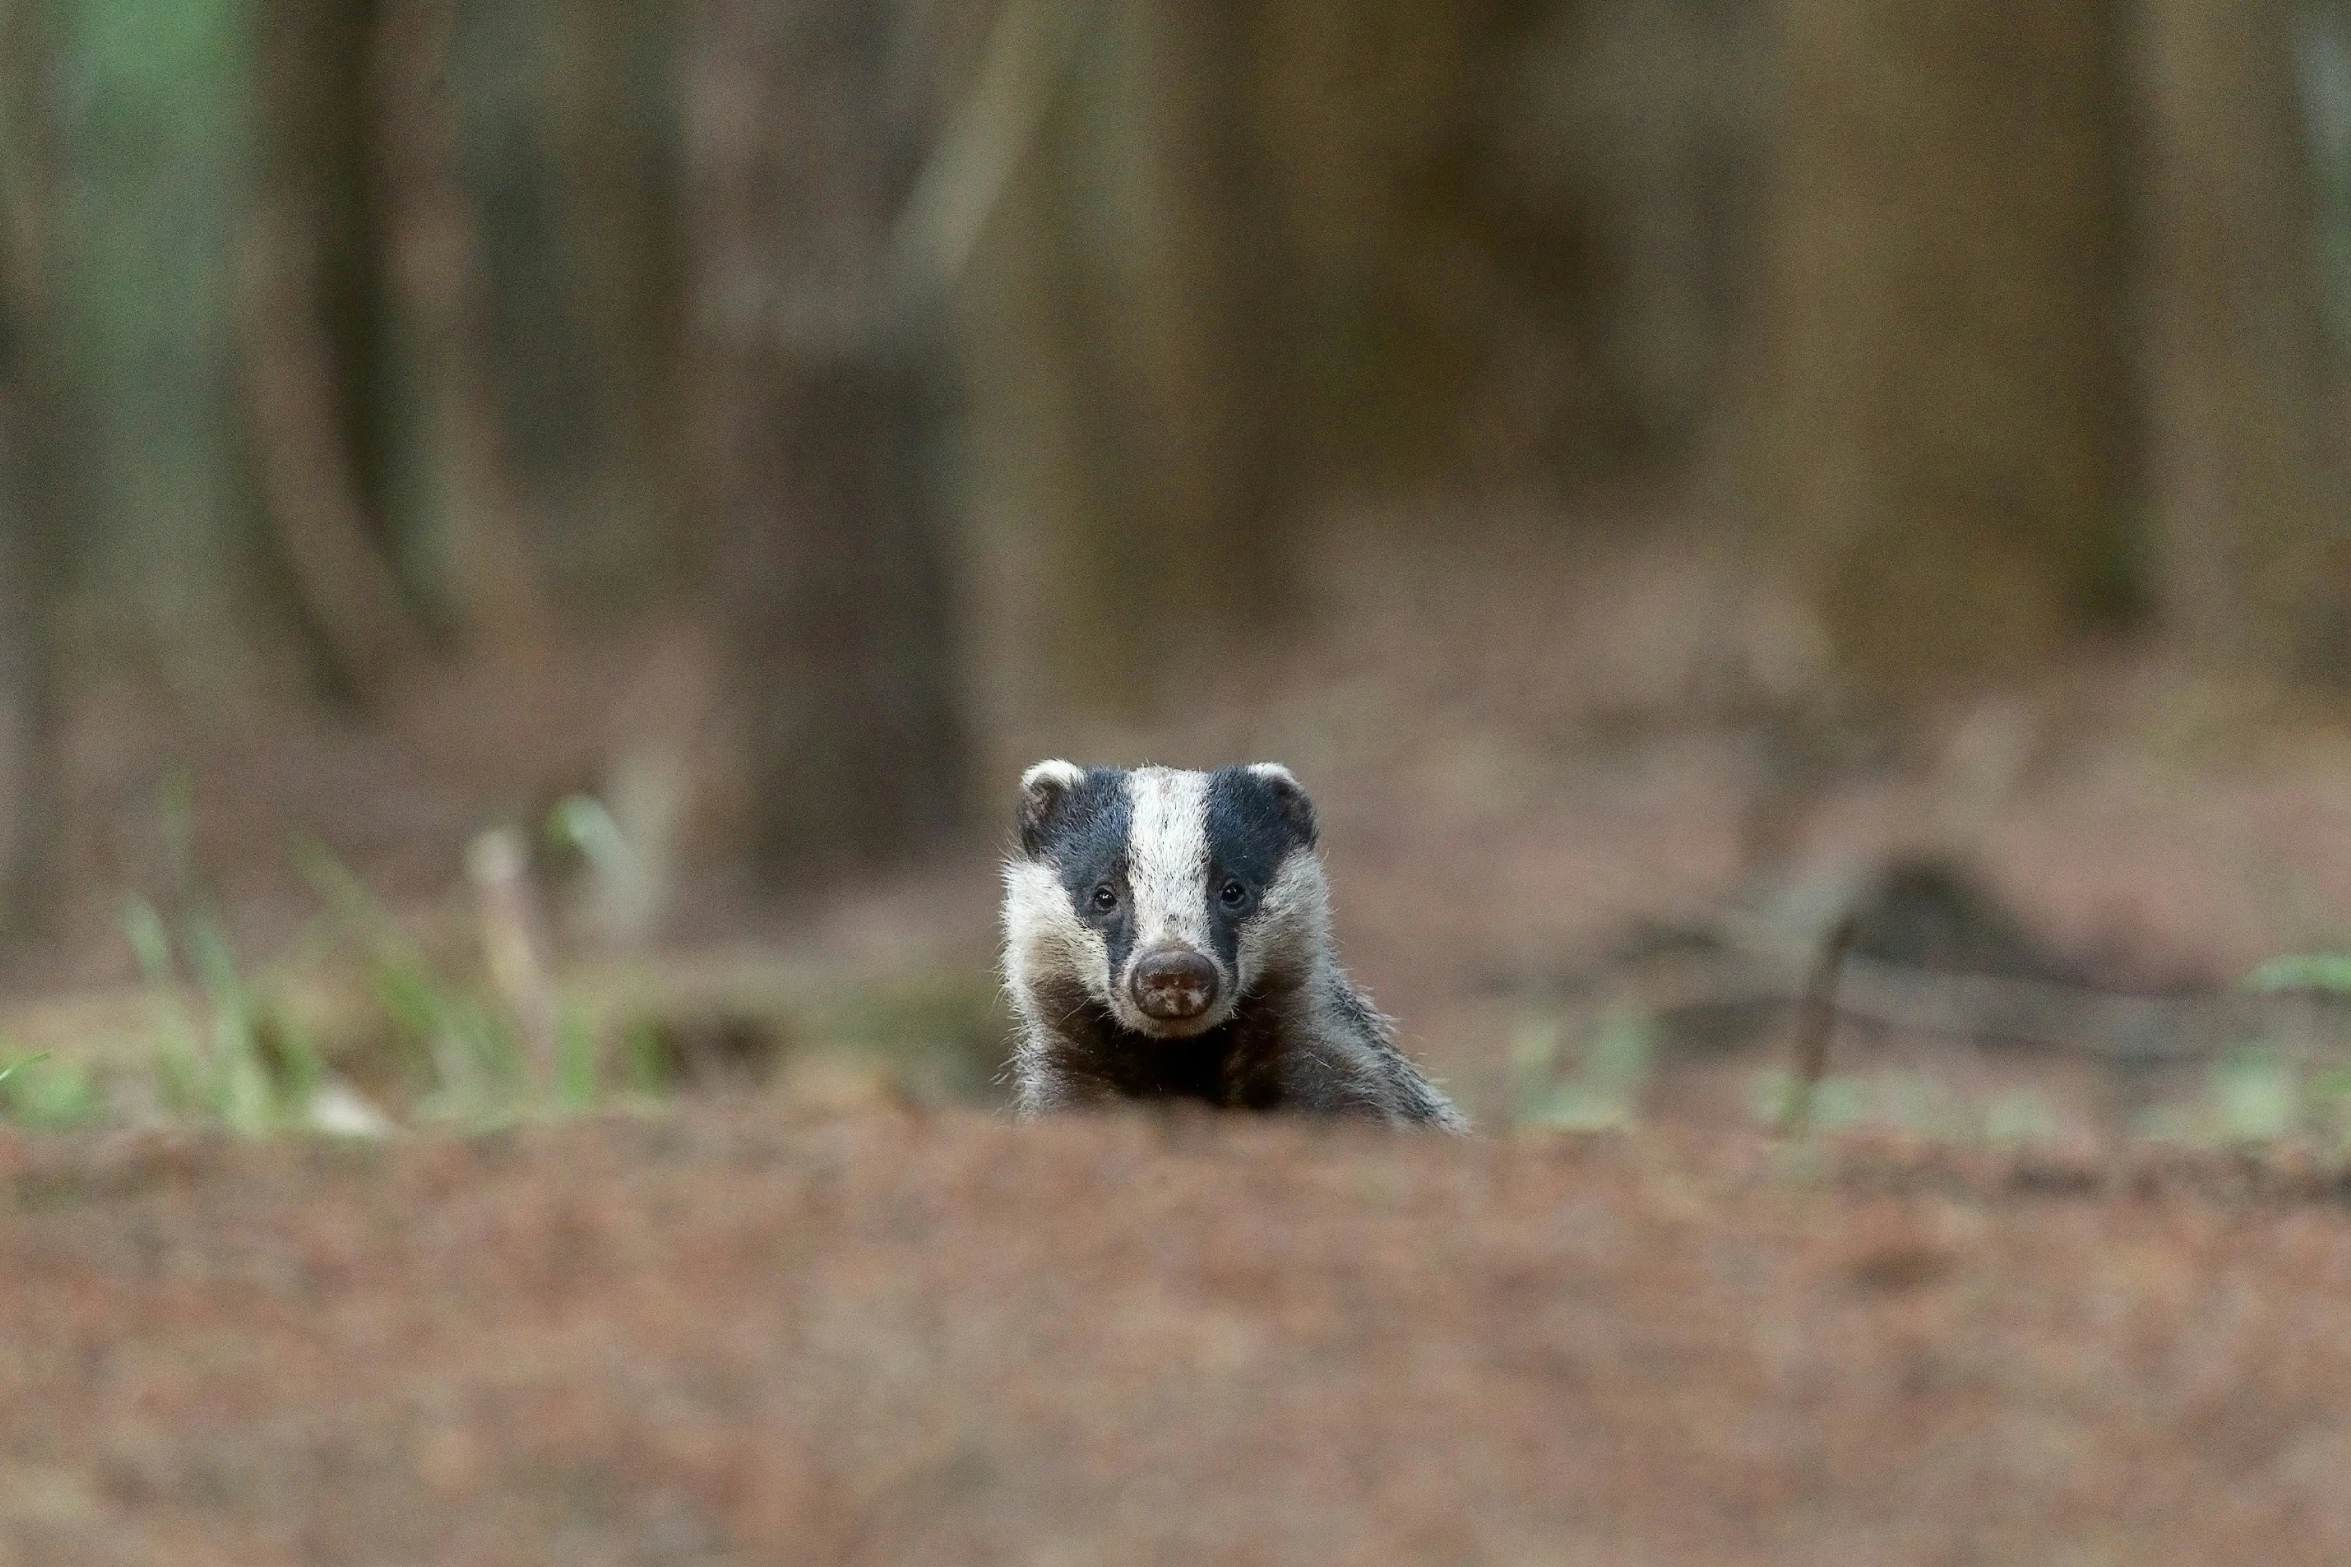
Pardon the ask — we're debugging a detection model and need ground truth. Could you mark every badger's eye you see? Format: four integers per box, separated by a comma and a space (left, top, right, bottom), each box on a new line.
1219, 878, 1252, 911
1090, 884, 1120, 914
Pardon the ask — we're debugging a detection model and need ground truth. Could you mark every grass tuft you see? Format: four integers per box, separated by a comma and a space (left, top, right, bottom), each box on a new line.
2246, 954, 2351, 994
0, 1052, 100, 1129
1511, 1005, 1656, 1132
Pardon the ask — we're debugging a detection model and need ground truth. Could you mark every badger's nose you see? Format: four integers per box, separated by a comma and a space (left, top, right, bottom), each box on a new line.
1130, 948, 1221, 1021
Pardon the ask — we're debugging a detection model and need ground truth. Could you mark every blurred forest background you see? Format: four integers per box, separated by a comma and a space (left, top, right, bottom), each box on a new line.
2, 0, 2351, 1121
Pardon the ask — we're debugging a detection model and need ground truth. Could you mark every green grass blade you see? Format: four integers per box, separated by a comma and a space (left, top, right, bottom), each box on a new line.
0, 1051, 50, 1088
554, 1006, 600, 1114
123, 894, 211, 1112
2246, 954, 2351, 993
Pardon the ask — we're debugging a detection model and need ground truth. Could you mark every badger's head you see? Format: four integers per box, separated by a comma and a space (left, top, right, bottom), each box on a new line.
1003, 761, 1330, 1039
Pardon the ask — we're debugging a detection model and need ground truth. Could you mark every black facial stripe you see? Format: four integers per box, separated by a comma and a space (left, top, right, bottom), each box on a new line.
1204, 766, 1315, 975
1206, 905, 1242, 975
1103, 895, 1137, 985
1035, 767, 1136, 976
1205, 767, 1310, 886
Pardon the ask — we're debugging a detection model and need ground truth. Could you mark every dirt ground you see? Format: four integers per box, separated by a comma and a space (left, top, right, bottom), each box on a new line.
13, 1108, 2351, 1565
17, 514, 2351, 1563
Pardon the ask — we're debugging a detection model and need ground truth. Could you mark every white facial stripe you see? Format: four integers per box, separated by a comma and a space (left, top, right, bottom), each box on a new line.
1125, 767, 1213, 957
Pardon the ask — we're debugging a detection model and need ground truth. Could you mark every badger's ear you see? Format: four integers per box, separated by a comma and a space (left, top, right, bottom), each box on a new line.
1248, 763, 1318, 849
1017, 760, 1087, 856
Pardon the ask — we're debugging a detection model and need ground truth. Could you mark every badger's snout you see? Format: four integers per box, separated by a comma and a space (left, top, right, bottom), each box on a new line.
1130, 947, 1221, 1023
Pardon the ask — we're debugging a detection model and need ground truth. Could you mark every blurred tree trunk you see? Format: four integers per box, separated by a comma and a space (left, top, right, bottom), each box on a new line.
53, 0, 324, 718
2138, 0, 2350, 677
243, 0, 432, 701
439, 0, 693, 614
1533, 0, 1766, 472
1053, 1, 1287, 698
0, 349, 61, 944
958, 0, 1289, 722
538, 0, 693, 603
0, 4, 63, 942
683, 0, 966, 880
373, 0, 554, 650
945, 0, 1113, 741
1752, 0, 2134, 690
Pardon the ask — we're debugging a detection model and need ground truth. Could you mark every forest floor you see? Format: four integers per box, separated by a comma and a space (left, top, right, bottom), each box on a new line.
12, 510, 2351, 1560
12, 1108, 2351, 1564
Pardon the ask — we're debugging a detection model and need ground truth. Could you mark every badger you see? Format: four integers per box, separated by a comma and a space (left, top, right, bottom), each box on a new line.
1001, 760, 1466, 1128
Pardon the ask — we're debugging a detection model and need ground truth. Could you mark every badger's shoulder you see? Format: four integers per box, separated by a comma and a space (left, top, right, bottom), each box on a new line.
1290, 966, 1471, 1131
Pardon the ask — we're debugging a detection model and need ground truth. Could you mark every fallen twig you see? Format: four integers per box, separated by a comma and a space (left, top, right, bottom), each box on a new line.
466, 829, 560, 1093
1590, 918, 2289, 1069
1784, 914, 1858, 1133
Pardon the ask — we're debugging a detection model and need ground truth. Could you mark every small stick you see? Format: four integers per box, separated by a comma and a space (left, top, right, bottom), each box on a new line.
466, 828, 560, 1094
1784, 912, 1859, 1134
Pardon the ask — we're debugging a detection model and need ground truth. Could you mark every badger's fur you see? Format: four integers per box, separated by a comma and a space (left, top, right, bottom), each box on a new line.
1002, 761, 1466, 1129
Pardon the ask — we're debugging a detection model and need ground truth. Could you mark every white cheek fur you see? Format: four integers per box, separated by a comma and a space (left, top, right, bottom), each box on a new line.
1235, 850, 1333, 989
1001, 859, 1112, 1009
